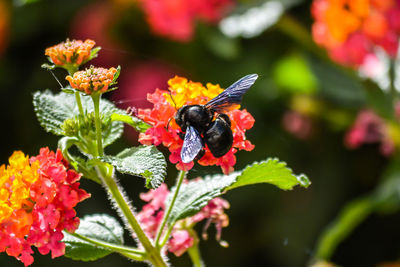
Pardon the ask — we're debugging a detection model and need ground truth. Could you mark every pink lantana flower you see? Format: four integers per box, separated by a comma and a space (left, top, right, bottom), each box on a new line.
137, 182, 230, 256
345, 109, 396, 156
139, 0, 234, 41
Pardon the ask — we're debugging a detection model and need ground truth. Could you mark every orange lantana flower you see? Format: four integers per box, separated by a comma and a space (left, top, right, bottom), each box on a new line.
66, 66, 118, 95
45, 39, 96, 68
312, 0, 400, 66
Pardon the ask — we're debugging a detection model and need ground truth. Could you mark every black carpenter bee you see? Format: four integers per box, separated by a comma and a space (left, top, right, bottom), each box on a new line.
175, 74, 258, 163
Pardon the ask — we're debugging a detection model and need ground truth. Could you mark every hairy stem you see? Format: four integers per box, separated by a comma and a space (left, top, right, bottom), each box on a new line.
68, 232, 145, 259
156, 170, 187, 248
97, 165, 167, 267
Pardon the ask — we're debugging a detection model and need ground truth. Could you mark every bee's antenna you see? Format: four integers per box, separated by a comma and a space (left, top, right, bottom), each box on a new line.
166, 118, 172, 131
169, 91, 177, 110
47, 69, 64, 89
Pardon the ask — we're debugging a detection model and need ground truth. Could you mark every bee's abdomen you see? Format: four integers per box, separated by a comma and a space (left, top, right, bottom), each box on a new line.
204, 115, 233, 158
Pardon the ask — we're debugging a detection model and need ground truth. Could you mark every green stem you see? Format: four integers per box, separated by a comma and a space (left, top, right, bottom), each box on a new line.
96, 165, 167, 267
75, 91, 85, 119
314, 196, 373, 260
156, 170, 187, 248
187, 243, 205, 267
67, 67, 85, 120
68, 232, 145, 258
389, 59, 397, 104
91, 93, 103, 157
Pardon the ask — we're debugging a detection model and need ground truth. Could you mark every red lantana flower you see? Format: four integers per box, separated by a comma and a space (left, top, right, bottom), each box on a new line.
311, 0, 400, 66
0, 148, 90, 266
138, 76, 255, 174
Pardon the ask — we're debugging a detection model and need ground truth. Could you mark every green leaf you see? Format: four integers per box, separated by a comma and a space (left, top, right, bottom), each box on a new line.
33, 90, 123, 147
102, 146, 167, 189
58, 137, 101, 183
167, 172, 238, 225
111, 111, 151, 133
84, 46, 101, 64
111, 65, 121, 85
61, 88, 76, 94
364, 80, 394, 119
167, 158, 309, 226
58, 136, 79, 166
226, 158, 310, 191
63, 214, 124, 261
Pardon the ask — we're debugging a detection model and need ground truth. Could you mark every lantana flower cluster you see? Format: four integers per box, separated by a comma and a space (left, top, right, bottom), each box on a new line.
0, 148, 90, 266
138, 76, 255, 174
66, 66, 117, 95
45, 39, 96, 67
139, 0, 234, 41
311, 0, 400, 66
137, 183, 229, 256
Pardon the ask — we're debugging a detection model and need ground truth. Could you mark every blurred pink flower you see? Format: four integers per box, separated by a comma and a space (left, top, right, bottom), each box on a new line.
282, 111, 313, 140
0, 0, 10, 56
345, 109, 395, 156
70, 2, 122, 66
139, 0, 234, 41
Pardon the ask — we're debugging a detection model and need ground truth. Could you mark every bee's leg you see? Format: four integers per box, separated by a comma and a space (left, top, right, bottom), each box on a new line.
195, 148, 205, 160
195, 137, 206, 160
178, 131, 185, 140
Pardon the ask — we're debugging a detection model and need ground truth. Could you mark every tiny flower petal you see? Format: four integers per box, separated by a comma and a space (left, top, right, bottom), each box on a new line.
168, 230, 194, 256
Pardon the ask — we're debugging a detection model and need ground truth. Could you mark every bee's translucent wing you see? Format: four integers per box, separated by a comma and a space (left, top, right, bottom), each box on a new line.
205, 74, 258, 112
181, 125, 203, 163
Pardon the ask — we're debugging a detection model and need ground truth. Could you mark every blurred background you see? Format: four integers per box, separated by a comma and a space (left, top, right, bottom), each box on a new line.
1, 0, 400, 266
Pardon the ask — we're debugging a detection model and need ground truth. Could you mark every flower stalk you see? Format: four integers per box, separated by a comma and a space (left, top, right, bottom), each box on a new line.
68, 232, 145, 259
91, 92, 103, 157
74, 91, 85, 119
156, 170, 187, 248
187, 242, 205, 267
